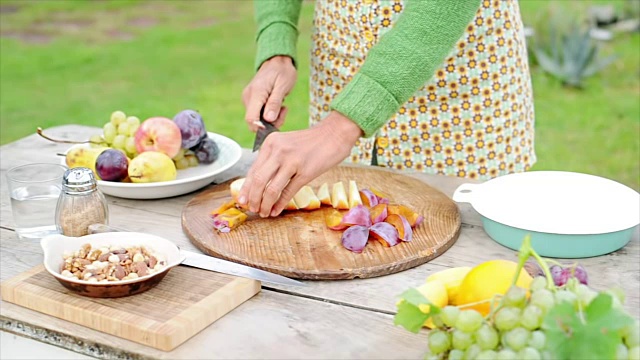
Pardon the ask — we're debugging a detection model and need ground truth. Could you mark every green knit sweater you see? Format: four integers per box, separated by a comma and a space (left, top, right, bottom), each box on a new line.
254, 0, 481, 138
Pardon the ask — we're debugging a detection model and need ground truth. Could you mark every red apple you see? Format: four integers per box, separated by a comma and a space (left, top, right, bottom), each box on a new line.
134, 117, 182, 158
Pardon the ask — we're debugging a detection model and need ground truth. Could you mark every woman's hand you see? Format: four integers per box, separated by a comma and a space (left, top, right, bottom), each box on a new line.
238, 111, 363, 218
242, 55, 297, 131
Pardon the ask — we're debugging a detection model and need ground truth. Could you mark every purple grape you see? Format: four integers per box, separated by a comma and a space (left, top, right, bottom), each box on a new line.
193, 137, 219, 164
573, 265, 589, 285
550, 265, 570, 287
173, 109, 207, 149
95, 149, 129, 182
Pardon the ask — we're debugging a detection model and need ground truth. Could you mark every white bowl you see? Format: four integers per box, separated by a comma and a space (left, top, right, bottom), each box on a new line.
41, 232, 185, 297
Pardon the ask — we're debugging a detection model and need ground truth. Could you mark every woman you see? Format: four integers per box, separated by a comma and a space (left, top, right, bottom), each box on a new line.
239, 0, 535, 218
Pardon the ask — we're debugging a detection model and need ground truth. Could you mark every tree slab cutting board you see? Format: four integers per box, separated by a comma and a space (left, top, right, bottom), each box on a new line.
182, 165, 462, 280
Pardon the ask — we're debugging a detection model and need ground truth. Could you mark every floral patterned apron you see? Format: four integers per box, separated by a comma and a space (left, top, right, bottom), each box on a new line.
309, 0, 536, 180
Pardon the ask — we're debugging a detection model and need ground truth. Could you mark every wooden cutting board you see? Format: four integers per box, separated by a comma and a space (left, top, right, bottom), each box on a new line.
182, 165, 461, 280
0, 265, 260, 351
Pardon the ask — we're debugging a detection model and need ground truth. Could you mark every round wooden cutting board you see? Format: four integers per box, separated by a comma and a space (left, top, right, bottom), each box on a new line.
182, 165, 461, 280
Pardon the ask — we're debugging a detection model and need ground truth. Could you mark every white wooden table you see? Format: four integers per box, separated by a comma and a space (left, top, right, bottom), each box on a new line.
1, 125, 638, 359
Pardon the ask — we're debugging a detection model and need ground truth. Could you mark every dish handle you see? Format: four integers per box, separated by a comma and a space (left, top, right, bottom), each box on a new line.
452, 183, 478, 203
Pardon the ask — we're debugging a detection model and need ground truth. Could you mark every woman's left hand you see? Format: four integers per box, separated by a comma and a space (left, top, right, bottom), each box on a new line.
238, 111, 363, 218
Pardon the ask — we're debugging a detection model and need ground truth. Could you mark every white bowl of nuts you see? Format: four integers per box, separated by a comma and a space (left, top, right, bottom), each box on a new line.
41, 232, 186, 298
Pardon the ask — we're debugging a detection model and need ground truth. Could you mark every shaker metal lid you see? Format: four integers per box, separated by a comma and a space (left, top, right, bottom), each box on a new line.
62, 167, 97, 193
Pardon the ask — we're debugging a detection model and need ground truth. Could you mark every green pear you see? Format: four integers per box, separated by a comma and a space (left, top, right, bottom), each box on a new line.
128, 151, 177, 183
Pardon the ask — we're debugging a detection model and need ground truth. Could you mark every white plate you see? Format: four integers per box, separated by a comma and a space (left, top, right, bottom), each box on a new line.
453, 171, 640, 235
62, 132, 242, 199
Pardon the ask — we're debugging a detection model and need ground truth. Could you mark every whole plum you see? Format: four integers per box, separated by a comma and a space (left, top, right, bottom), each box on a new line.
193, 137, 220, 164
173, 109, 207, 149
96, 149, 129, 182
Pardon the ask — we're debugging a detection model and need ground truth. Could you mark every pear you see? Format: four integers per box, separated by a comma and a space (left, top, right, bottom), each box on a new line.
128, 151, 177, 183
65, 145, 109, 180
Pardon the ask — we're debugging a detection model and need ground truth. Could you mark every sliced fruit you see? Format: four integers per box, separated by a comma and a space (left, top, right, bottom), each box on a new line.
347, 180, 363, 208
229, 178, 245, 203
211, 200, 237, 218
359, 188, 379, 207
326, 210, 348, 230
212, 208, 248, 233
369, 222, 400, 247
426, 267, 472, 306
284, 198, 299, 211
385, 214, 413, 242
341, 204, 372, 227
331, 181, 349, 210
317, 182, 331, 206
293, 185, 321, 210
341, 225, 370, 253
387, 204, 422, 227
370, 203, 388, 224
370, 187, 391, 204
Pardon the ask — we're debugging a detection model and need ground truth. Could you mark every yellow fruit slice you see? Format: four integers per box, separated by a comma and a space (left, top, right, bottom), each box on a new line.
426, 267, 472, 306
331, 182, 349, 210
284, 198, 299, 211
347, 180, 363, 209
293, 185, 321, 210
317, 182, 331, 206
457, 259, 533, 316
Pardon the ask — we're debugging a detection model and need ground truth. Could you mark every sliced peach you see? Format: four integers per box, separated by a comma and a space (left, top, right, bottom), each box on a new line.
317, 182, 331, 206
331, 181, 349, 210
326, 209, 348, 230
369, 222, 400, 247
387, 204, 422, 227
370, 187, 391, 203
370, 203, 388, 224
293, 185, 321, 210
341, 225, 370, 253
284, 198, 299, 211
212, 208, 248, 233
385, 214, 413, 242
359, 188, 378, 208
341, 204, 372, 227
211, 200, 237, 218
348, 180, 363, 209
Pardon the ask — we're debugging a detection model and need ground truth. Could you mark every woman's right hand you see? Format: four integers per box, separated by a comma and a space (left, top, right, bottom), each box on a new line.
242, 55, 297, 132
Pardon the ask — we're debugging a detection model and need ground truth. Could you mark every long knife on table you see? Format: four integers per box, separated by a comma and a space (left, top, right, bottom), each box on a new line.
88, 224, 305, 287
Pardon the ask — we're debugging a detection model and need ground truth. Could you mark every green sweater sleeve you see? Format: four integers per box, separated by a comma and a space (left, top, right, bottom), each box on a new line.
331, 0, 481, 138
253, 0, 303, 72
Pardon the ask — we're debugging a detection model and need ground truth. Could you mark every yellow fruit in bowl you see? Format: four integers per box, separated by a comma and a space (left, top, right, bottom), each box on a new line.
426, 266, 472, 306
457, 259, 533, 316
128, 151, 177, 183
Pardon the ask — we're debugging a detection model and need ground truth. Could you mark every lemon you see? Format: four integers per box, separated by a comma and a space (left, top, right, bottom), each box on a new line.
457, 259, 533, 316
426, 266, 472, 305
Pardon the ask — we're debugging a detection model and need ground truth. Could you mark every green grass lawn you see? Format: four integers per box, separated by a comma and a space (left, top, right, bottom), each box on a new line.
1, 0, 638, 190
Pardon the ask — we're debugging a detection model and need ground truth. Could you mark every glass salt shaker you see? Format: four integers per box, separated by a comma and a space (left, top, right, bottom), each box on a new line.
55, 167, 109, 237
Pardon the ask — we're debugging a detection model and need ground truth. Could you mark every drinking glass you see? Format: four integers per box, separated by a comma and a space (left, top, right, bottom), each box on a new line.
6, 163, 67, 239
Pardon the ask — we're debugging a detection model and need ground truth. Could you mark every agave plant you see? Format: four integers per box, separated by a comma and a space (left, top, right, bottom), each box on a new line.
531, 22, 618, 89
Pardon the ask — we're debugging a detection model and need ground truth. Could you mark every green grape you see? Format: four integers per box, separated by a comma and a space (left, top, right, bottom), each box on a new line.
125, 136, 137, 157
518, 347, 541, 360
615, 343, 629, 360
504, 327, 530, 351
528, 330, 546, 350
520, 305, 543, 330
530, 289, 555, 313
494, 306, 521, 331
475, 324, 499, 350
440, 306, 460, 328
496, 348, 518, 360
103, 122, 117, 144
476, 350, 498, 360
452, 329, 474, 350
173, 148, 186, 161
117, 122, 130, 136
126, 116, 140, 136
187, 155, 199, 167
464, 344, 481, 360
554, 289, 577, 306
428, 330, 451, 354
575, 284, 597, 308
448, 349, 464, 360
432, 314, 445, 329
540, 350, 555, 360
529, 276, 547, 292
503, 286, 527, 308
89, 134, 106, 148
454, 309, 484, 333
112, 134, 127, 151
110, 110, 126, 126
623, 322, 640, 348
175, 158, 189, 170
423, 355, 439, 360
628, 346, 639, 360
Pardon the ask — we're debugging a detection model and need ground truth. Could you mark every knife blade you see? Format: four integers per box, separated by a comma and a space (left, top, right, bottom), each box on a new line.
87, 224, 305, 287
252, 106, 279, 152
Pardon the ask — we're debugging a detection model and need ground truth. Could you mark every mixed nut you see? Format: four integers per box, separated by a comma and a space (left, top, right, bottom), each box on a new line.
59, 243, 166, 283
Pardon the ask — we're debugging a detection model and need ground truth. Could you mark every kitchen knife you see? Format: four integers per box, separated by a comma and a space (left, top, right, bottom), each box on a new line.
252, 106, 279, 152
87, 224, 305, 287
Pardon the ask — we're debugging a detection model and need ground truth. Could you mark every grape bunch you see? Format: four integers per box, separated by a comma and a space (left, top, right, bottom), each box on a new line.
422, 275, 639, 360
91, 110, 141, 159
